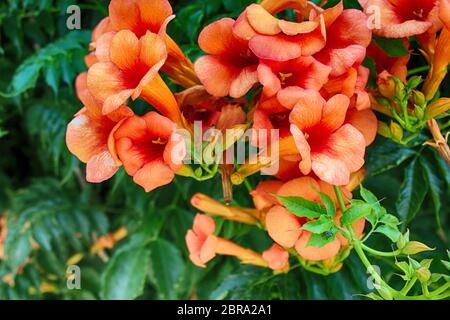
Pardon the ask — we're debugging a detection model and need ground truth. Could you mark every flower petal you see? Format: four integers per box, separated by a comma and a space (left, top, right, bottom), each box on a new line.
249, 35, 302, 61
289, 89, 324, 130
321, 94, 350, 132
198, 18, 238, 55
195, 55, 235, 97
86, 150, 119, 183
266, 206, 302, 248
133, 159, 175, 192
311, 124, 366, 185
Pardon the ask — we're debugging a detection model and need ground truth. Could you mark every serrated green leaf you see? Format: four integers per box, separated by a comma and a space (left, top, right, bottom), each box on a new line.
318, 192, 336, 217
302, 216, 335, 234
375, 225, 402, 242
100, 245, 150, 300
340, 202, 372, 226
419, 157, 444, 228
379, 214, 400, 227
275, 195, 326, 218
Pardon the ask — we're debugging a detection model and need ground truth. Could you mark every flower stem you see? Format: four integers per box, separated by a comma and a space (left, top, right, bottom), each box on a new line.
333, 186, 347, 213
361, 244, 402, 257
407, 65, 430, 76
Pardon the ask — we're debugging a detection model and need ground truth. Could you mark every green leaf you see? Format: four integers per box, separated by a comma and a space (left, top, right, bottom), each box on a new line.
359, 185, 382, 214
379, 214, 401, 228
148, 239, 185, 299
44, 61, 60, 95
302, 216, 335, 234
4, 228, 32, 270
318, 192, 336, 217
340, 202, 372, 226
419, 157, 444, 227
375, 225, 402, 242
441, 260, 450, 271
396, 158, 429, 228
373, 36, 409, 57
100, 245, 150, 300
275, 195, 326, 219
365, 138, 416, 176
307, 226, 338, 248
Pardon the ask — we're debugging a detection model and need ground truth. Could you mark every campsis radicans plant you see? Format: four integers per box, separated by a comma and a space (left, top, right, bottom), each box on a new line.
65, 0, 450, 300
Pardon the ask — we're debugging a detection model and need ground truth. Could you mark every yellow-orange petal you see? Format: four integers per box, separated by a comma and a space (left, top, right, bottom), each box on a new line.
246, 4, 281, 35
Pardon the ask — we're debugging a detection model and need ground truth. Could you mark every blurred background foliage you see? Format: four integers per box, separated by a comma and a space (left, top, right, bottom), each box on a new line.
0, 0, 448, 300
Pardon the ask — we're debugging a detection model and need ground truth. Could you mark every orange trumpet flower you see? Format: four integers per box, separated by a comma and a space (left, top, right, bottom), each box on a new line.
91, 0, 199, 88
194, 18, 259, 98
314, 9, 372, 77
320, 66, 371, 111
233, 3, 328, 60
66, 73, 133, 183
185, 214, 268, 268
289, 90, 366, 185
258, 56, 331, 99
87, 30, 184, 127
112, 112, 186, 192
359, 0, 442, 38
252, 98, 292, 146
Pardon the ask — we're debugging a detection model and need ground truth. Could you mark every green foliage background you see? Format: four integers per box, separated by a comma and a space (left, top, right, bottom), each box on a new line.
0, 0, 448, 300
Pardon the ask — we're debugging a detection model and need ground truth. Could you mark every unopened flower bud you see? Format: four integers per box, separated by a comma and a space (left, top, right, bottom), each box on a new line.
412, 90, 426, 107
390, 122, 404, 142
378, 121, 392, 138
394, 78, 406, 101
407, 76, 423, 90
414, 105, 425, 120
416, 267, 431, 283
377, 71, 396, 98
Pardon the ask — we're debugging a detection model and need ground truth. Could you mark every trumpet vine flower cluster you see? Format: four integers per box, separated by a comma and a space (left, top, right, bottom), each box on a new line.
66, 0, 450, 298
